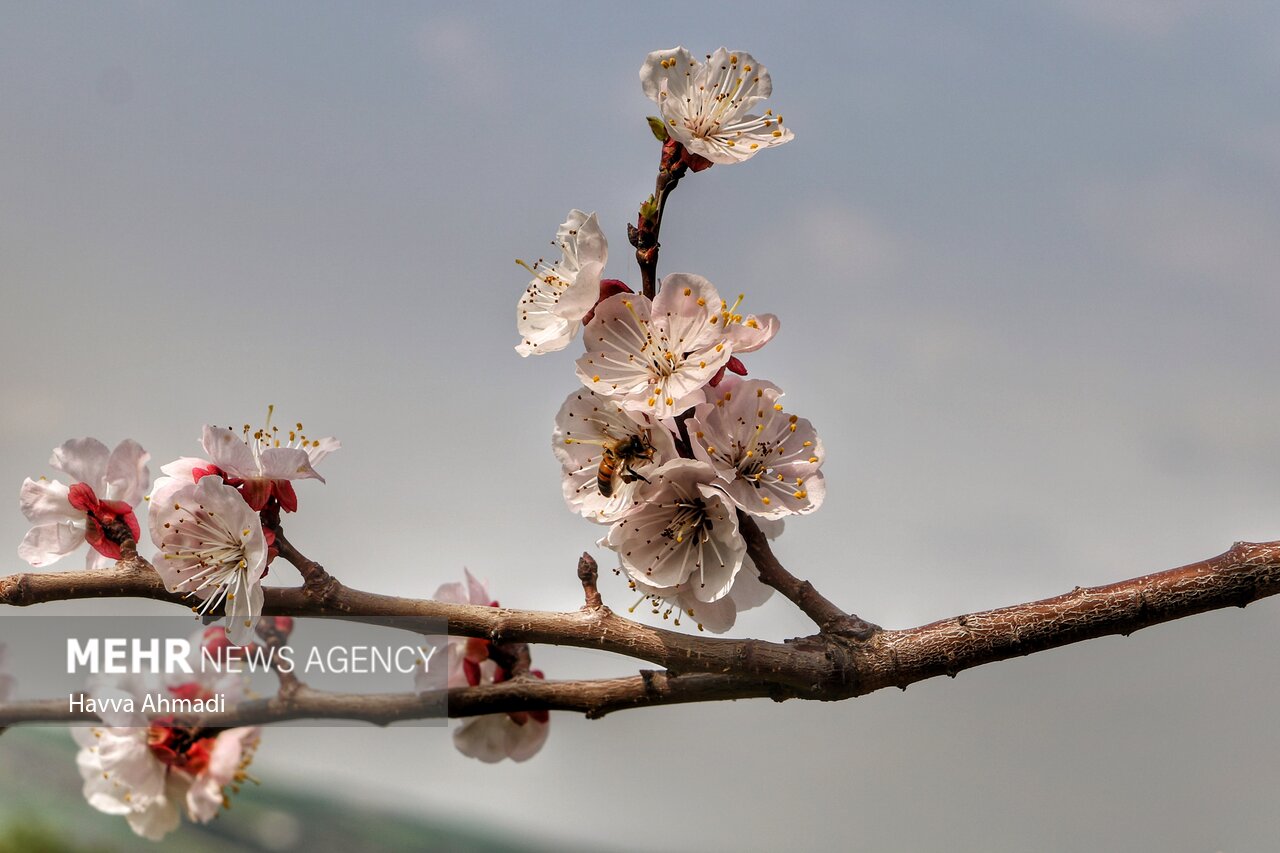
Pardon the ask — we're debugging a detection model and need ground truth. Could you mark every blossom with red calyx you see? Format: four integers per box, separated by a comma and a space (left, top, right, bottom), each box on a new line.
73, 717, 260, 839
160, 408, 337, 513
18, 437, 150, 570
417, 570, 551, 763
73, 665, 259, 840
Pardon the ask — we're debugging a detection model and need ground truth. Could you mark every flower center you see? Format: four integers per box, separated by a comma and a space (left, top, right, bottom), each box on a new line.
159, 500, 256, 617
516, 258, 570, 293
66, 482, 140, 559
661, 500, 710, 545
147, 720, 221, 775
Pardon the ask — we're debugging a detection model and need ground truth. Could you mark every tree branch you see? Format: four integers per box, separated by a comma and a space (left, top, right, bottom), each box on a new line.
854, 539, 1280, 691
0, 557, 829, 690
4, 540, 1280, 727
0, 673, 775, 727
738, 512, 879, 639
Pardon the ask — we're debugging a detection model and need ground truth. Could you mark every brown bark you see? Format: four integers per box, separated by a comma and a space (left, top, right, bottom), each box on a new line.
3, 540, 1280, 727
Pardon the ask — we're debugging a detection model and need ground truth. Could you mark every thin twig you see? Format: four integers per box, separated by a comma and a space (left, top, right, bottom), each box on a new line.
272, 527, 342, 605
628, 140, 690, 299
738, 512, 879, 639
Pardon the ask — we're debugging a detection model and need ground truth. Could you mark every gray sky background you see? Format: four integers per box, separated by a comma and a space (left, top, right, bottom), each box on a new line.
4, 2, 1280, 851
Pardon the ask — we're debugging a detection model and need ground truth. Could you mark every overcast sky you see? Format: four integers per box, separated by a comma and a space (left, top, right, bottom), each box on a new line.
4, 2, 1280, 850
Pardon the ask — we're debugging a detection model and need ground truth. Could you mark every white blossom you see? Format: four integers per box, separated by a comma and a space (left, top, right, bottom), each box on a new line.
629, 554, 774, 634
73, 719, 258, 839
577, 273, 732, 419
689, 378, 825, 518
161, 411, 336, 512
452, 689, 551, 764
149, 476, 268, 646
601, 459, 746, 603
73, 723, 180, 841
552, 388, 679, 523
641, 47, 793, 165
516, 210, 608, 356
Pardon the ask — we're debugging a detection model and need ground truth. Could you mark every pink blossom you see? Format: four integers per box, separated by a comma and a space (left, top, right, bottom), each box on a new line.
418, 570, 550, 763
600, 459, 747, 603
629, 554, 774, 633
689, 379, 825, 518
149, 476, 269, 646
18, 437, 149, 570
576, 273, 732, 419
161, 412, 336, 513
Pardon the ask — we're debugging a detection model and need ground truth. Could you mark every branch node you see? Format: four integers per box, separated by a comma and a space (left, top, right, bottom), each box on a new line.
577, 552, 603, 611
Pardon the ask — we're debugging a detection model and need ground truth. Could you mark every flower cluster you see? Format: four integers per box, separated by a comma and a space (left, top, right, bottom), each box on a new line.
515, 48, 821, 632
16, 413, 334, 839
17, 411, 338, 646
9, 48, 804, 837
420, 570, 550, 762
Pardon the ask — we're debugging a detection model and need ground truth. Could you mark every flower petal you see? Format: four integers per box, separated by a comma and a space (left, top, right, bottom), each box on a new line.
452, 715, 511, 763
104, 439, 151, 505
50, 437, 110, 488
18, 521, 85, 567
305, 436, 341, 467
201, 426, 257, 477
85, 549, 117, 571
640, 46, 695, 105
159, 457, 207, 482
723, 312, 779, 354
505, 716, 550, 762
125, 793, 181, 841
225, 571, 264, 646
452, 714, 549, 763
463, 568, 490, 606
258, 447, 323, 482
19, 477, 74, 524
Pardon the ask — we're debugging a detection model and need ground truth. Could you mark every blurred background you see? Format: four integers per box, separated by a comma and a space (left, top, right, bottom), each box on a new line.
3, 2, 1280, 850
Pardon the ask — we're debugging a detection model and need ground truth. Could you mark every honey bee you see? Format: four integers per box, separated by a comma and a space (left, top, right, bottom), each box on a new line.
597, 433, 656, 497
